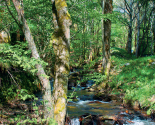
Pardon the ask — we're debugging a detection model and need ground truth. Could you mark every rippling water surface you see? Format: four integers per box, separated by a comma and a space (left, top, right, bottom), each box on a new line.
67, 90, 155, 125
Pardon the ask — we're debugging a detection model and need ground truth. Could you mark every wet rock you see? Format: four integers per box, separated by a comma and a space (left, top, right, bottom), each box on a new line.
68, 72, 81, 90
65, 116, 71, 125
93, 92, 112, 102
81, 81, 87, 87
151, 112, 155, 120
79, 114, 103, 125
87, 88, 95, 92
94, 92, 124, 102
89, 101, 102, 104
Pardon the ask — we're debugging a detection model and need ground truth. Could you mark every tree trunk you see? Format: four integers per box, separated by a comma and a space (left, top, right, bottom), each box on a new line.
101, 0, 112, 76
51, 0, 72, 124
136, 2, 140, 57
125, 0, 133, 54
126, 14, 132, 54
11, 0, 53, 121
152, 2, 155, 54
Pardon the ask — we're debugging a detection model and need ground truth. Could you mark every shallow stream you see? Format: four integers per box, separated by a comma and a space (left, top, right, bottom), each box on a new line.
67, 89, 155, 125
33, 77, 155, 125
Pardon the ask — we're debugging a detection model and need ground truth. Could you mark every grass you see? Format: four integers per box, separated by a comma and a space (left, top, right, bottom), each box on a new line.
109, 47, 155, 115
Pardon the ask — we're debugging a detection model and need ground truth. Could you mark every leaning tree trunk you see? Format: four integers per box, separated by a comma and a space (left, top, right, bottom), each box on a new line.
101, 0, 112, 76
51, 0, 72, 124
11, 0, 53, 120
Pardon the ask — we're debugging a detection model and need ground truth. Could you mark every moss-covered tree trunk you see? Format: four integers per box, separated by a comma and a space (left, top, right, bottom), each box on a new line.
11, 0, 53, 120
101, 0, 112, 76
51, 0, 72, 124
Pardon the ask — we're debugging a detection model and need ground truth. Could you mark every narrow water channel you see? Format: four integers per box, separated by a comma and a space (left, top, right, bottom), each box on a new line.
67, 89, 155, 125
34, 78, 155, 125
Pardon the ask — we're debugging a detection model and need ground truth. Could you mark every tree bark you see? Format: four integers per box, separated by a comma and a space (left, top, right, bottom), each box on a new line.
136, 2, 140, 57
125, 0, 133, 54
51, 0, 72, 124
152, 2, 155, 54
11, 0, 53, 121
101, 0, 112, 76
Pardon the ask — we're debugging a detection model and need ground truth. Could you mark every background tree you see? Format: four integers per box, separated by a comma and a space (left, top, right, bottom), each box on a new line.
100, 0, 113, 76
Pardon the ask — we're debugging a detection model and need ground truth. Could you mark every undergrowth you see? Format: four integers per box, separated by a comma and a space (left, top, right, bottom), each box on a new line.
109, 47, 155, 115
0, 42, 58, 124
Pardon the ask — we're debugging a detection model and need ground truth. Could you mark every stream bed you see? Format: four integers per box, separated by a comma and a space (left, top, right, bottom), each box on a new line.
67, 89, 155, 125
34, 78, 155, 125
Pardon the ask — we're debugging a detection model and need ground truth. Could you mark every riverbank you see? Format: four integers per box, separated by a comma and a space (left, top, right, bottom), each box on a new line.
88, 47, 155, 120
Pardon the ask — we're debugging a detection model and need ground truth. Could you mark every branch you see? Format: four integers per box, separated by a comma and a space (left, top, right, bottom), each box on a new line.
132, 1, 148, 21
0, 21, 15, 32
115, 6, 130, 15
7, 70, 20, 89
124, 0, 131, 14
5, 0, 23, 31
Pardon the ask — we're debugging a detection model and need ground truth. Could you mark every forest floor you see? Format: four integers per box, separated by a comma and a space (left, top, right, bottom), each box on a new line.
0, 99, 45, 124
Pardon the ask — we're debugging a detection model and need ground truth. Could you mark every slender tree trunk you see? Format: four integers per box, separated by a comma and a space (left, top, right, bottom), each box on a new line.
89, 19, 94, 62
153, 16, 155, 54
51, 0, 72, 124
101, 0, 112, 76
11, 0, 53, 120
136, 2, 140, 57
126, 13, 132, 54
125, 0, 133, 54
151, 2, 155, 55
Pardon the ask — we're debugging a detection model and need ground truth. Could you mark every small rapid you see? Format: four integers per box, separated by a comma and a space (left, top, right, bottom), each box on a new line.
32, 77, 155, 125
67, 87, 155, 125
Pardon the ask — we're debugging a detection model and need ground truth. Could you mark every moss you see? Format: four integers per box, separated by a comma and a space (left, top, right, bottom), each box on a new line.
64, 87, 67, 95
62, 69, 69, 75
55, 0, 67, 10
54, 98, 66, 114
66, 11, 71, 20
63, 93, 67, 99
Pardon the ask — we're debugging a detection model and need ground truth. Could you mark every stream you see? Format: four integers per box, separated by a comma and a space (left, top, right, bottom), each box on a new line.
67, 88, 155, 125
33, 75, 155, 125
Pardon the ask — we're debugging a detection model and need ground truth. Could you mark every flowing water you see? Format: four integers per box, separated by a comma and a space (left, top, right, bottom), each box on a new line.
67, 88, 155, 125
33, 78, 155, 125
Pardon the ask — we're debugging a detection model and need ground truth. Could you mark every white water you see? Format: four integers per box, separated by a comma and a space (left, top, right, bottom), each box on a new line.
75, 100, 110, 105
131, 120, 155, 125
68, 99, 155, 125
70, 117, 155, 125
70, 118, 80, 125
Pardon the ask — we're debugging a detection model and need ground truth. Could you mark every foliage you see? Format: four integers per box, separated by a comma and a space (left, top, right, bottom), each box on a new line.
0, 42, 48, 74
109, 47, 155, 114
0, 42, 49, 103
0, 0, 155, 122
